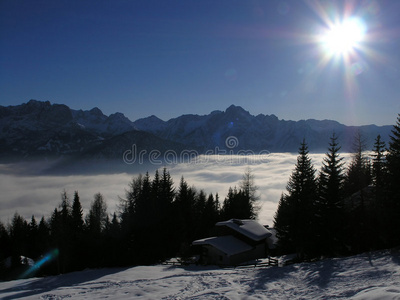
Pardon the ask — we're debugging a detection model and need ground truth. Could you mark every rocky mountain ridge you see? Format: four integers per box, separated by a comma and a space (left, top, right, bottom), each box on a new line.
0, 100, 393, 165
134, 104, 391, 153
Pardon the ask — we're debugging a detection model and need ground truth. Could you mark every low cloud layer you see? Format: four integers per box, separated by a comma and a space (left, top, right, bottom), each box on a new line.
0, 153, 352, 226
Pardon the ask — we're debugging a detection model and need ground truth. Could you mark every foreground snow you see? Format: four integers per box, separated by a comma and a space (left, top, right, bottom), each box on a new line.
1, 249, 399, 300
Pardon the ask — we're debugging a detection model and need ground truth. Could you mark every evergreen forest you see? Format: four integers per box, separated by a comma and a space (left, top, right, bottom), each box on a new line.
0, 167, 258, 280
1, 114, 400, 280
274, 114, 400, 260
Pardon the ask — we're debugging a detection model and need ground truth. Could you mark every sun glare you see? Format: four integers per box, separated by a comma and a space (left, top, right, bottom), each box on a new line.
320, 18, 366, 56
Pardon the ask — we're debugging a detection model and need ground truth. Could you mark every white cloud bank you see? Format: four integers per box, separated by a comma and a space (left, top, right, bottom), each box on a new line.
0, 153, 352, 226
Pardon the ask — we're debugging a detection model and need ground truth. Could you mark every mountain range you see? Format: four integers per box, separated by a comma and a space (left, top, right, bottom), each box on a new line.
0, 100, 394, 168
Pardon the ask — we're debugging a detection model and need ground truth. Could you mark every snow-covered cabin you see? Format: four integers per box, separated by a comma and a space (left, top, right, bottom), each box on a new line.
192, 219, 273, 266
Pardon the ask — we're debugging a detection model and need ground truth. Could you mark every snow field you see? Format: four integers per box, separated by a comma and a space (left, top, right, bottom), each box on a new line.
0, 249, 399, 299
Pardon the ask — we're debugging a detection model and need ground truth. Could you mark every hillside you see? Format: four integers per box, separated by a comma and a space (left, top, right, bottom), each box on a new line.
1, 249, 399, 299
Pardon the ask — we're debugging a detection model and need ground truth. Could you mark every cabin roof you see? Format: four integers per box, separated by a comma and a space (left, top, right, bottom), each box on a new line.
216, 219, 272, 242
192, 235, 252, 256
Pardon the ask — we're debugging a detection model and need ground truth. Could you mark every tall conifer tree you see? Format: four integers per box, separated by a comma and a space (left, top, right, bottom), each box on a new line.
71, 191, 84, 232
71, 191, 85, 270
385, 114, 400, 245
240, 168, 260, 219
274, 139, 318, 259
344, 132, 371, 197
372, 135, 386, 190
317, 133, 345, 255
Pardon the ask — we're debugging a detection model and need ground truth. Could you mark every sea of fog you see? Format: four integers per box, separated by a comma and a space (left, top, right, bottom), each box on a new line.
0, 153, 353, 226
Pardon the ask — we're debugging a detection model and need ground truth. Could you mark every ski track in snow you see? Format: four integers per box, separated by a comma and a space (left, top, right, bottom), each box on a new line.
1, 249, 399, 300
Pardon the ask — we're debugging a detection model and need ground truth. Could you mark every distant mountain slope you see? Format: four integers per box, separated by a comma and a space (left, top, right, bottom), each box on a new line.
0, 100, 394, 164
0, 100, 138, 161
134, 104, 392, 153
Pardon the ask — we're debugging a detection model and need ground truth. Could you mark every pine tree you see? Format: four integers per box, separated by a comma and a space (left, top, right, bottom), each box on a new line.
240, 167, 260, 219
372, 135, 386, 190
221, 169, 260, 220
344, 131, 372, 197
385, 113, 400, 245
103, 212, 121, 267
60, 190, 71, 225
221, 187, 240, 219
386, 114, 400, 197
173, 176, 197, 245
273, 139, 318, 259
57, 191, 73, 273
119, 174, 142, 264
9, 213, 29, 268
28, 215, 39, 259
317, 133, 346, 255
274, 193, 294, 253
120, 174, 143, 233
49, 207, 62, 274
151, 169, 161, 215
0, 221, 9, 257
193, 190, 207, 238
123, 169, 176, 264
343, 132, 374, 252
158, 168, 176, 258
86, 193, 108, 267
370, 134, 387, 248
37, 216, 50, 268
120, 173, 155, 264
160, 168, 175, 206
110, 212, 120, 235
49, 207, 61, 274
70, 191, 85, 271
139, 172, 152, 226
86, 193, 108, 235
71, 191, 84, 233
0, 221, 9, 279
203, 193, 220, 230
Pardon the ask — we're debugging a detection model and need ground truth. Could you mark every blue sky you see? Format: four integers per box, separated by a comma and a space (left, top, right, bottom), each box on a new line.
1, 0, 399, 125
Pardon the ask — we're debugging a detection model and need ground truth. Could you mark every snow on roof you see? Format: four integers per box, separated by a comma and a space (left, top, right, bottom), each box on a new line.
216, 219, 272, 242
192, 235, 252, 256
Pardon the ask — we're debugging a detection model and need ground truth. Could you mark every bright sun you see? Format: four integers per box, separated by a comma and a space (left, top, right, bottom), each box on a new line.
320, 18, 366, 56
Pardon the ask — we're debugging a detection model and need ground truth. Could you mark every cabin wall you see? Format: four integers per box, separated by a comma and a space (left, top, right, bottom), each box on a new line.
200, 245, 229, 265
200, 243, 268, 266
230, 244, 267, 265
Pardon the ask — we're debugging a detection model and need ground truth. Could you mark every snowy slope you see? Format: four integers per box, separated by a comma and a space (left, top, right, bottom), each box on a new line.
1, 249, 399, 299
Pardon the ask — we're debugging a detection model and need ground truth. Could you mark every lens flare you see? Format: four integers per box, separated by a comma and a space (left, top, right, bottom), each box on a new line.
19, 249, 59, 279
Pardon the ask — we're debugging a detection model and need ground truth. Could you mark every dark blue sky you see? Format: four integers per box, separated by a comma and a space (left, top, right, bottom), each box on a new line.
1, 0, 399, 125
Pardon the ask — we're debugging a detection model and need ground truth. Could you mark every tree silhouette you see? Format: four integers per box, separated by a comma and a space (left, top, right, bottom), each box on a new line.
87, 193, 107, 235
317, 133, 345, 256
221, 169, 259, 220
9, 213, 29, 268
70, 191, 85, 270
240, 167, 260, 219
344, 131, 371, 197
274, 139, 318, 259
86, 193, 108, 267
173, 176, 197, 248
0, 221, 10, 279
385, 114, 400, 245
372, 135, 386, 190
